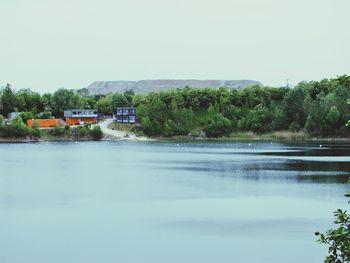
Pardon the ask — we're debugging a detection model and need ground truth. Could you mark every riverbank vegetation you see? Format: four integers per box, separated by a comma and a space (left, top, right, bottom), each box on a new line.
315, 179, 350, 263
1, 75, 350, 139
0, 116, 103, 141
133, 75, 350, 138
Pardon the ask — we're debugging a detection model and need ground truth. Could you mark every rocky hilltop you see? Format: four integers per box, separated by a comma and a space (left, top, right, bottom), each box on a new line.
85, 79, 262, 94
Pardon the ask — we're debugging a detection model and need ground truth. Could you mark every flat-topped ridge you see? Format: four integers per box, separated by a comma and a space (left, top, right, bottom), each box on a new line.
85, 79, 262, 94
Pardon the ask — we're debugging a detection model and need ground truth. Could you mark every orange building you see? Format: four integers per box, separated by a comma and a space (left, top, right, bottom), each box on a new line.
64, 109, 98, 125
27, 119, 60, 128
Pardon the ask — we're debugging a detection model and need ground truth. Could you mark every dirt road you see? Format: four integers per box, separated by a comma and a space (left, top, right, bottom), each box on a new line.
97, 118, 149, 141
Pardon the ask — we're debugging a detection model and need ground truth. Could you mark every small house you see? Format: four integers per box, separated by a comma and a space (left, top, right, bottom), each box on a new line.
64, 109, 98, 125
116, 107, 136, 124
27, 119, 61, 128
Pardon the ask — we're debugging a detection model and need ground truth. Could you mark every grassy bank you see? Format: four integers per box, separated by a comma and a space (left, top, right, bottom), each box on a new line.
94, 122, 350, 142
2, 123, 350, 143
124, 129, 350, 142
226, 131, 350, 142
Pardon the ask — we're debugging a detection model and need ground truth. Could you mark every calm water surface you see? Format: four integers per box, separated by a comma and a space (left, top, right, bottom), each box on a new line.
0, 141, 350, 263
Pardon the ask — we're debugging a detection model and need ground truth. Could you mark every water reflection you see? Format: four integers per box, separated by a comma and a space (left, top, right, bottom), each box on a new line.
151, 142, 350, 184
0, 141, 349, 263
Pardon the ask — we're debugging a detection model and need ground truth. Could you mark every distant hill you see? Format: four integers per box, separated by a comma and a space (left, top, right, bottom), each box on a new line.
85, 79, 262, 95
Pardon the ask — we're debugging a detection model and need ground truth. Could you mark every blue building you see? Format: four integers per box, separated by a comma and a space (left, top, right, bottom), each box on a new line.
116, 107, 136, 124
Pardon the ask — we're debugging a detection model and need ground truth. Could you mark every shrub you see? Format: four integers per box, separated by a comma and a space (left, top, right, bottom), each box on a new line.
315, 179, 350, 263
39, 111, 52, 119
315, 209, 350, 263
71, 126, 90, 139
30, 126, 42, 138
64, 125, 71, 136
204, 114, 232, 137
50, 125, 65, 136
19, 112, 35, 123
77, 125, 89, 137
89, 125, 103, 140
130, 125, 144, 136
189, 129, 200, 137
140, 116, 162, 136
0, 117, 30, 138
288, 121, 301, 132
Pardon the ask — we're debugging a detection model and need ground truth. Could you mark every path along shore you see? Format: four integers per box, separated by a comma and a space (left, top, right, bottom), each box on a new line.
96, 118, 150, 141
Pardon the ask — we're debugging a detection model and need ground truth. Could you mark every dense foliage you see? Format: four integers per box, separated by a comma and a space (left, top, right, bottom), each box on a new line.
0, 85, 133, 119
315, 180, 350, 263
0, 116, 41, 138
133, 75, 350, 137
1, 75, 350, 138
316, 209, 350, 263
89, 125, 104, 140
46, 124, 103, 140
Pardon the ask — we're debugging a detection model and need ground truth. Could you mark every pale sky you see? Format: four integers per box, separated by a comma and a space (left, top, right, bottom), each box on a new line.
0, 0, 349, 92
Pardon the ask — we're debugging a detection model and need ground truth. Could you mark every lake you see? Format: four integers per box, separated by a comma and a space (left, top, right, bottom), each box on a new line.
0, 141, 349, 263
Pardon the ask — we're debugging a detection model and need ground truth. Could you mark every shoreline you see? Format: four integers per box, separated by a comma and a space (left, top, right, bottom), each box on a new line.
145, 130, 350, 143
2, 134, 350, 143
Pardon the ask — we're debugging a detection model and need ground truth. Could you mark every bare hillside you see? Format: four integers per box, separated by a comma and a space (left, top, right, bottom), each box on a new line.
85, 79, 262, 94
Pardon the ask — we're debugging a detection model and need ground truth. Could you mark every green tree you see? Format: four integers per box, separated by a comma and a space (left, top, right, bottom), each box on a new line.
15, 89, 43, 113
124, 89, 135, 105
204, 113, 232, 137
283, 86, 307, 128
41, 93, 52, 112
204, 105, 232, 137
335, 75, 350, 89
76, 88, 89, 96
96, 95, 112, 115
51, 88, 83, 117
0, 84, 16, 116
140, 116, 161, 136
110, 94, 128, 112
326, 106, 340, 125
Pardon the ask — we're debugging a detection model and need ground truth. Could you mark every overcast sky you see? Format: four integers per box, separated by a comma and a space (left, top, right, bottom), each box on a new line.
0, 0, 349, 92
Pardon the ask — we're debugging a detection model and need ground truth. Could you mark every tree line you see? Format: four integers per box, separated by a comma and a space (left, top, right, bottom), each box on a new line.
0, 85, 134, 119
133, 75, 350, 137
1, 75, 350, 138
